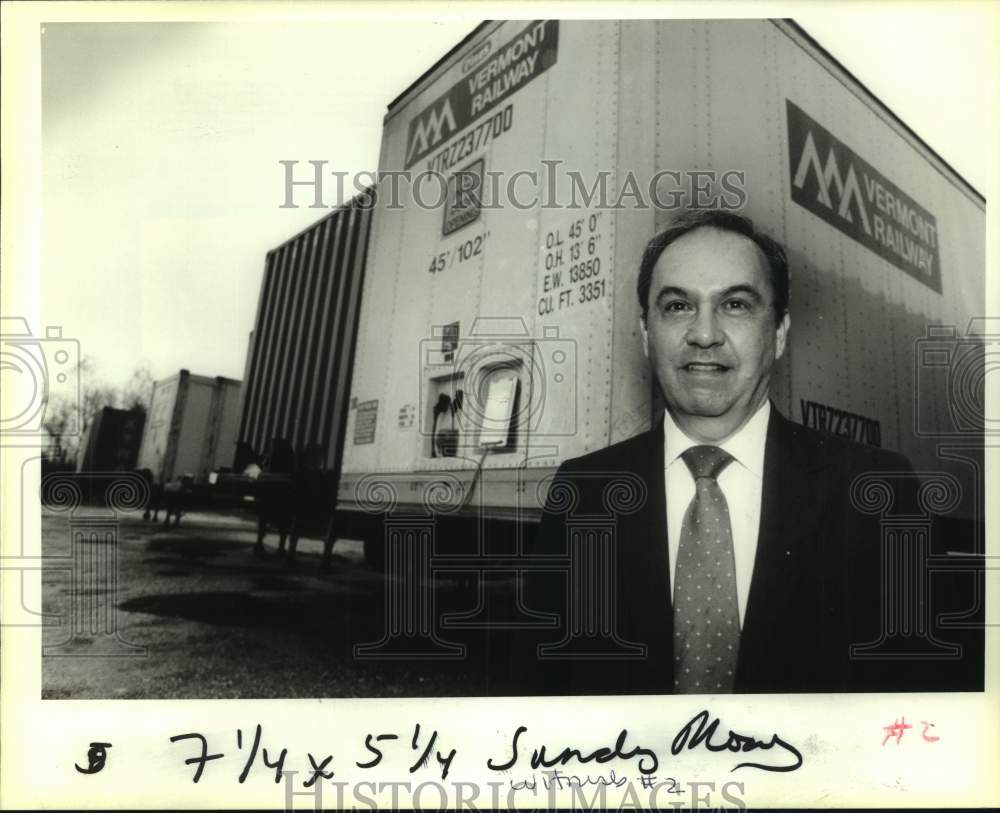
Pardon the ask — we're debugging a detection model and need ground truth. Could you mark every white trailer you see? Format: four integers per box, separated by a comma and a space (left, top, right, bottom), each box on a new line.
137, 369, 243, 484
337, 19, 985, 527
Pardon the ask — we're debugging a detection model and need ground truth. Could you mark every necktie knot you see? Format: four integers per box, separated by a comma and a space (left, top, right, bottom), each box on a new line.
681, 445, 733, 480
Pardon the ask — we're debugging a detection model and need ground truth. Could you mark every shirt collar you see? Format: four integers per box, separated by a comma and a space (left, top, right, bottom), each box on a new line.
663, 400, 770, 478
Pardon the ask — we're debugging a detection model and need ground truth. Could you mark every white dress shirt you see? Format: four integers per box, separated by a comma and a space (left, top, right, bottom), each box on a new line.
664, 401, 770, 627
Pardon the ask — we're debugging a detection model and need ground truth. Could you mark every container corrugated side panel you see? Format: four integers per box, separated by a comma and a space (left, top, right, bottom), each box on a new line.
258, 241, 301, 448
289, 216, 333, 447
301, 213, 346, 446
239, 251, 281, 453
248, 244, 291, 453
237, 194, 373, 482
250, 239, 301, 452
270, 228, 315, 443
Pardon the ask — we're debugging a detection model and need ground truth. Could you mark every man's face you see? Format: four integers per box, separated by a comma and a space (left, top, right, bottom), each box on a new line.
639, 226, 790, 442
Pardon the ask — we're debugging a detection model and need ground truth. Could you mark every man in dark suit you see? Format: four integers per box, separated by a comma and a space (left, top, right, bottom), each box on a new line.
518, 209, 970, 695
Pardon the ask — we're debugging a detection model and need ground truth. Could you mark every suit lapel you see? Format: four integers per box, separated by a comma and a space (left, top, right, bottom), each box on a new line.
736, 407, 824, 687
617, 419, 674, 687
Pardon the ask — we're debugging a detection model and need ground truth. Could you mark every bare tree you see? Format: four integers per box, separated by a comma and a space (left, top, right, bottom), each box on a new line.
42, 395, 77, 465
119, 366, 154, 415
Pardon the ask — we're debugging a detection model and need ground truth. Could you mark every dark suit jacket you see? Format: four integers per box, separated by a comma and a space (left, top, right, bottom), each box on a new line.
513, 405, 978, 694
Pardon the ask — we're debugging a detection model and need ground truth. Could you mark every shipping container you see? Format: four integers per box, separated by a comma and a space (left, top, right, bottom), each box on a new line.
137, 369, 243, 484
234, 192, 374, 481
335, 18, 986, 540
76, 406, 145, 473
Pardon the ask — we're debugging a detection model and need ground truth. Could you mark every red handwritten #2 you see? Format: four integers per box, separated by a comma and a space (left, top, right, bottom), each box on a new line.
881, 716, 939, 746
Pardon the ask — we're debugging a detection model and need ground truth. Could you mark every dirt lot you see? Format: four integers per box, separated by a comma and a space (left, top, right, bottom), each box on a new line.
41, 507, 512, 699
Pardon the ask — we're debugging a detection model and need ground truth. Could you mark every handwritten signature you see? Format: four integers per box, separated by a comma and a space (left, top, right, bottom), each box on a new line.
486, 711, 802, 777
671, 710, 803, 772
488, 726, 659, 775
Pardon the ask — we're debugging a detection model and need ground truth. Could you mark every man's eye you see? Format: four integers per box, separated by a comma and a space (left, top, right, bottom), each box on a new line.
723, 299, 750, 313
663, 300, 691, 313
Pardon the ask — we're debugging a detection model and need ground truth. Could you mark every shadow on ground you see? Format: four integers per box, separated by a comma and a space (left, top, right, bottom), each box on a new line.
119, 590, 368, 636
146, 536, 249, 558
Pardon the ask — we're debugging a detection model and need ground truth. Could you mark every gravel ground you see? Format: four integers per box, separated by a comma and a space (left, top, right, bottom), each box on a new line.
41, 507, 513, 699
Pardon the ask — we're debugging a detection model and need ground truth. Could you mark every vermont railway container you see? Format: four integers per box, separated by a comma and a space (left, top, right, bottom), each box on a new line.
235, 192, 373, 478
137, 370, 243, 484
334, 18, 986, 534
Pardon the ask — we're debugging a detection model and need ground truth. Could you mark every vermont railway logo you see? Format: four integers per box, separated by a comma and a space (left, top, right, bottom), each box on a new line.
407, 100, 459, 165
787, 100, 942, 293
404, 20, 559, 169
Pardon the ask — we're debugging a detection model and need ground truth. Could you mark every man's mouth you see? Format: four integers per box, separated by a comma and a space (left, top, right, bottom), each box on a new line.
682, 362, 730, 373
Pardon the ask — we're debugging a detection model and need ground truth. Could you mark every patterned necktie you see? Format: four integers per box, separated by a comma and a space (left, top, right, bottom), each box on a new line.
673, 445, 740, 693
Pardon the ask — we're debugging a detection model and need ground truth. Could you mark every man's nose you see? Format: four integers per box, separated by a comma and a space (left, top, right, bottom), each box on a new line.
685, 308, 724, 347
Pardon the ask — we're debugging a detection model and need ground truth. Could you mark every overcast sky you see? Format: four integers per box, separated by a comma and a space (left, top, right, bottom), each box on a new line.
37, 4, 999, 389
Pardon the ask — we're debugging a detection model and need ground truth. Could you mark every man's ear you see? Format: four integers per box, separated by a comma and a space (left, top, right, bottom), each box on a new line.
638, 314, 649, 359
774, 312, 791, 361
